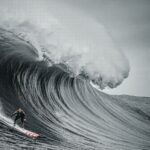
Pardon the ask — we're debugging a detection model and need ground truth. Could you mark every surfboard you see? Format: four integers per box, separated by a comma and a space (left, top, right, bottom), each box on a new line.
0, 115, 40, 139
12, 126, 40, 139
23, 130, 40, 139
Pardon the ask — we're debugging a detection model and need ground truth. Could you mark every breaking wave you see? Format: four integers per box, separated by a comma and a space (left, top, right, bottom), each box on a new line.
0, 0, 129, 89
0, 1, 149, 150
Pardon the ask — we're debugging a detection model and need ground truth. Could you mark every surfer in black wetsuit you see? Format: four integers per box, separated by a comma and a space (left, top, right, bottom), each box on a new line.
11, 108, 26, 128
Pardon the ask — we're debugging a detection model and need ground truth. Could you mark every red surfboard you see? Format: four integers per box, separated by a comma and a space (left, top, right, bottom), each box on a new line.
12, 126, 40, 139
24, 130, 40, 139
1, 117, 40, 139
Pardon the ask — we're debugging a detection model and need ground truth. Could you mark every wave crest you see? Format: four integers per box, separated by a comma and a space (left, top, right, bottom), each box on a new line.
0, 0, 129, 89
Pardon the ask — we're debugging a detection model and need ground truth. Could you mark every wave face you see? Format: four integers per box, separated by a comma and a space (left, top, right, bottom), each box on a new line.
0, 29, 150, 150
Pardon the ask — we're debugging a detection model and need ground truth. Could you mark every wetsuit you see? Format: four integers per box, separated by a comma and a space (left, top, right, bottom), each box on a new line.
12, 110, 25, 127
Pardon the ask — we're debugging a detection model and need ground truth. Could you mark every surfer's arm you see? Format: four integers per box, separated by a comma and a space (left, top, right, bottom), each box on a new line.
22, 111, 26, 119
22, 110, 26, 116
11, 111, 17, 117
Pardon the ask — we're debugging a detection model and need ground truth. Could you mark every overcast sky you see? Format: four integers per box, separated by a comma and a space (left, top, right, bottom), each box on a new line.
63, 0, 150, 97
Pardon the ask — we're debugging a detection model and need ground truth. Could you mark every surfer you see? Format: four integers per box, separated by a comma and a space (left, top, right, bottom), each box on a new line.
11, 108, 26, 128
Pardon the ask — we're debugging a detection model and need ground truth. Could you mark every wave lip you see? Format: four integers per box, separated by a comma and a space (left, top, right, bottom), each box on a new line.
0, 0, 129, 89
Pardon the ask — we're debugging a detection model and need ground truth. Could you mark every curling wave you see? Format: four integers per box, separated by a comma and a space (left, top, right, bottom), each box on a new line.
0, 1, 149, 149
0, 29, 149, 150
0, 0, 129, 89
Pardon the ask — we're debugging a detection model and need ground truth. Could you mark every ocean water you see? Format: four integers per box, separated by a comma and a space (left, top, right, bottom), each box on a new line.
0, 1, 150, 149
0, 29, 149, 150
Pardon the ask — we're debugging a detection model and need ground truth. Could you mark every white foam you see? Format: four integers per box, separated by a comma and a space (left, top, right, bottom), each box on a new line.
0, 0, 129, 89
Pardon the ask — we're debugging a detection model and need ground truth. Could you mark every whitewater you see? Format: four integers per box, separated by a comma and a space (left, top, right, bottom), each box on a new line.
0, 0, 149, 149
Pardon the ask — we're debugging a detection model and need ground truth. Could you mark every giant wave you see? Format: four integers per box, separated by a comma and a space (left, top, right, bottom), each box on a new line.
0, 28, 150, 150
0, 0, 150, 150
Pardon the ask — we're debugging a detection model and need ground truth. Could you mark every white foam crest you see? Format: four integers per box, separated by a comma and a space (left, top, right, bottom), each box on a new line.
0, 0, 129, 89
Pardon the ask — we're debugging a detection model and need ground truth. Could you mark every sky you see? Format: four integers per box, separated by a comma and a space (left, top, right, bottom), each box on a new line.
63, 0, 150, 97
